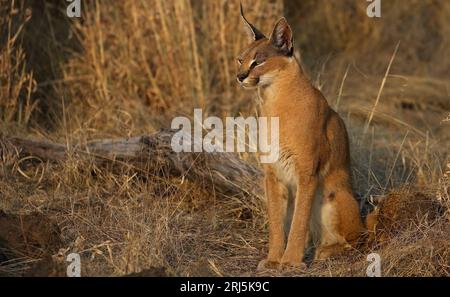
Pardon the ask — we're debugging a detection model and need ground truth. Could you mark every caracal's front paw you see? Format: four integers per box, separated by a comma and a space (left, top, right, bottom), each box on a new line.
280, 261, 307, 271
314, 243, 351, 261
280, 254, 307, 271
314, 248, 331, 261
256, 258, 280, 271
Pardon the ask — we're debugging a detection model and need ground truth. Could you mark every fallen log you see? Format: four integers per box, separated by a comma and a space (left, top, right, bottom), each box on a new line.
2, 130, 263, 198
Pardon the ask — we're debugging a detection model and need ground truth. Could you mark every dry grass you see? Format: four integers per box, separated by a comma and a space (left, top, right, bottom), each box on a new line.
0, 0, 36, 126
0, 0, 449, 276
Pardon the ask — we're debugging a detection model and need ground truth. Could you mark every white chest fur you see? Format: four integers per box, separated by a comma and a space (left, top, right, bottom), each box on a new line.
272, 148, 297, 192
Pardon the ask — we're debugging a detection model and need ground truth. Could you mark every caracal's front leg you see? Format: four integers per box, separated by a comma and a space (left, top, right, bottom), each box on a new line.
281, 173, 318, 268
258, 166, 287, 271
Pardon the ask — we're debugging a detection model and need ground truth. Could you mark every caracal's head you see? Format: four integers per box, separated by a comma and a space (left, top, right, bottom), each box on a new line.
236, 4, 294, 89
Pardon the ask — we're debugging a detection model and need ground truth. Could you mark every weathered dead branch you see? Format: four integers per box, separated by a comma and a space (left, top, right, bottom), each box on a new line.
2, 130, 263, 198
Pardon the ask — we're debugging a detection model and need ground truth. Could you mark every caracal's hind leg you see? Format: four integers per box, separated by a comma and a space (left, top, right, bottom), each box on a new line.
314, 190, 347, 260
315, 243, 351, 260
315, 171, 364, 261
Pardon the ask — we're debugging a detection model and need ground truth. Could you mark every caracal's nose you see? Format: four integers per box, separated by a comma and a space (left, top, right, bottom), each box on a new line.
237, 72, 249, 82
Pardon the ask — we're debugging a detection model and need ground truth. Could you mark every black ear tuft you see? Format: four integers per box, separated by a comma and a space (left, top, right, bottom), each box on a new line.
269, 17, 294, 56
240, 2, 266, 42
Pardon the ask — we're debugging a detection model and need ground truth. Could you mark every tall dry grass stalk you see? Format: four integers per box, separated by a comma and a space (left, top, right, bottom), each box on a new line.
60, 0, 283, 140
0, 0, 37, 126
363, 42, 400, 134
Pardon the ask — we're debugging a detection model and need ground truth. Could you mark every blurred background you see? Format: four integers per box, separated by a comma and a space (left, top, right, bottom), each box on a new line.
0, 0, 448, 276
2, 0, 448, 133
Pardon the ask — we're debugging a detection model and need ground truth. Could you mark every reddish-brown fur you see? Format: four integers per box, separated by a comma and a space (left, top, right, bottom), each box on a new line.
237, 6, 365, 269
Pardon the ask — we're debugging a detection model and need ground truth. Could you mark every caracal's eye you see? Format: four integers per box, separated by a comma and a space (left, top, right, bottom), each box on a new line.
250, 60, 258, 69
237, 58, 243, 65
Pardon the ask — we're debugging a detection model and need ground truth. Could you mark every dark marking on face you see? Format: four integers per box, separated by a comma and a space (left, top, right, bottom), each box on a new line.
328, 192, 336, 201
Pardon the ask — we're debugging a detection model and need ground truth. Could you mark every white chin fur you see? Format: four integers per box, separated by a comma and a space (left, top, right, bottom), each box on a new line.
240, 79, 259, 89
258, 76, 274, 87
240, 73, 274, 89
242, 84, 258, 89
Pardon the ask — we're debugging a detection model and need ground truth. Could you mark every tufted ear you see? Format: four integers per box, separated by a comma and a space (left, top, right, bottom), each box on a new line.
269, 17, 294, 56
240, 2, 266, 42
